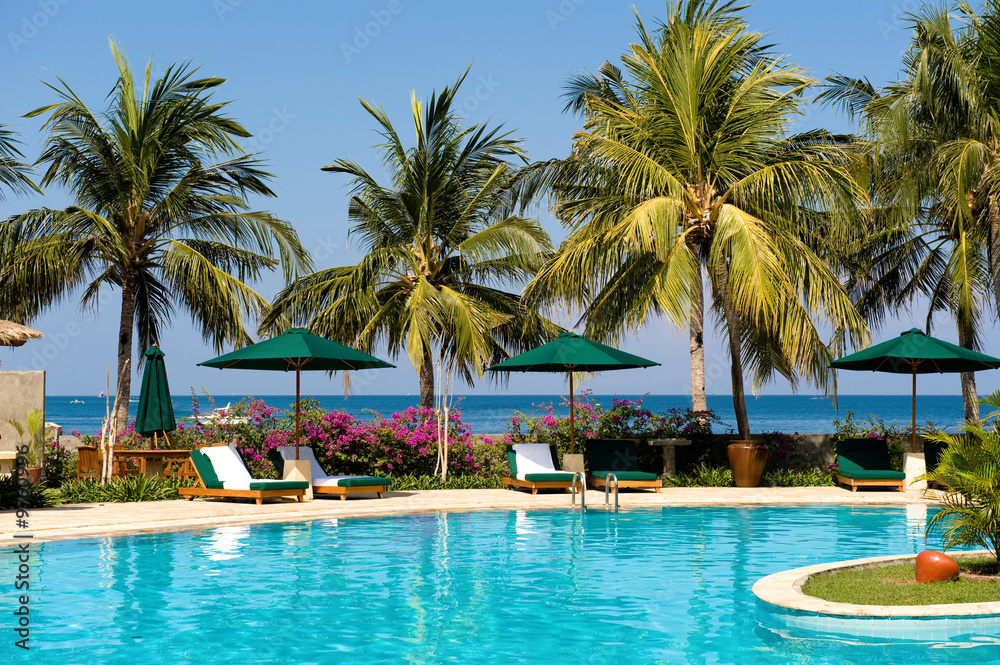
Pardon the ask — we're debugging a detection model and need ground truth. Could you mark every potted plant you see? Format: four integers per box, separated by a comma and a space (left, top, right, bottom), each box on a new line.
8, 409, 45, 484
727, 438, 768, 487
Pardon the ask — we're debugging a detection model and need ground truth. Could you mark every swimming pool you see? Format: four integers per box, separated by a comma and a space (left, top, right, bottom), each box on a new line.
5, 505, 998, 664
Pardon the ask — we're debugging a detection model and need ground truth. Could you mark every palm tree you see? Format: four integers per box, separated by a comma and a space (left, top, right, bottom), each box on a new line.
0, 125, 40, 199
520, 0, 867, 438
0, 42, 310, 429
263, 70, 558, 409
820, 4, 994, 423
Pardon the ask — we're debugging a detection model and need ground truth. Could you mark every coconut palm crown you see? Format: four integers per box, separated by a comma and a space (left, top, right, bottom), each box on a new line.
520, 0, 868, 437
820, 3, 1000, 423
0, 42, 311, 429
263, 70, 558, 408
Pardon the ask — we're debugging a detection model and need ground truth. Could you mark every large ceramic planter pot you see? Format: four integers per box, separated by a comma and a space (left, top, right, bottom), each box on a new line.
25, 467, 43, 484
727, 440, 768, 488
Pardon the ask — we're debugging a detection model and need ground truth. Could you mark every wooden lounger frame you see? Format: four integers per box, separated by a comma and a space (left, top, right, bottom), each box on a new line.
314, 484, 387, 500
501, 477, 576, 495
588, 476, 661, 493
836, 475, 905, 492
179, 451, 305, 505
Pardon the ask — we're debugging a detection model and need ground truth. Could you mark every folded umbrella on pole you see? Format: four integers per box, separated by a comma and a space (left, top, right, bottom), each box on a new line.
135, 345, 176, 445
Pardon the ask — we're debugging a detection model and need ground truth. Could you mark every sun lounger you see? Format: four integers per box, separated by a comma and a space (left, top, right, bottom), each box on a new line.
268, 446, 390, 500
835, 438, 905, 492
586, 438, 661, 492
502, 443, 578, 494
179, 445, 308, 504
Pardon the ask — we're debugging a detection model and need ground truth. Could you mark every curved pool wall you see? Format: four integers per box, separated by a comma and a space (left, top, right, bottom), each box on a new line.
754, 552, 1000, 642
5, 505, 1000, 664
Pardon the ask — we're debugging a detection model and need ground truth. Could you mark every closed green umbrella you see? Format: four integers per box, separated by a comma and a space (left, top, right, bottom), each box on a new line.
135, 345, 176, 445
830, 328, 1000, 451
486, 332, 660, 453
198, 328, 394, 458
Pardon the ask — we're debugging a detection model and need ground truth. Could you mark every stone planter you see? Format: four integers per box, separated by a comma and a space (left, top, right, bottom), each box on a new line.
282, 458, 313, 501
727, 440, 768, 487
903, 452, 926, 491
561, 453, 585, 474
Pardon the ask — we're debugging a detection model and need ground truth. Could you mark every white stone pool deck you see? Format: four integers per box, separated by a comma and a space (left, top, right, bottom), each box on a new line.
1, 486, 938, 544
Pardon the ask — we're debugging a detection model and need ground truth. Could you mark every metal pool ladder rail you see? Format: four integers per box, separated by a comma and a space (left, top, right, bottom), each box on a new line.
571, 472, 586, 511
604, 472, 619, 512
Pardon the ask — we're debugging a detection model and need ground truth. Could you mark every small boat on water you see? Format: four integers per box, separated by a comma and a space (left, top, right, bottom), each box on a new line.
193, 403, 248, 426
70, 399, 84, 404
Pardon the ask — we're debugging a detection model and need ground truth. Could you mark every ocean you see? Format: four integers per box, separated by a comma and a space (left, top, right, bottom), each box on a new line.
44, 393, 976, 436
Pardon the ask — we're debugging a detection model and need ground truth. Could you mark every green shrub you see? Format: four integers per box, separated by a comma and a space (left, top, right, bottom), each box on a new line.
0, 474, 59, 509
664, 464, 733, 487
58, 476, 196, 504
388, 474, 504, 490
762, 468, 835, 487
42, 442, 77, 488
58, 479, 103, 504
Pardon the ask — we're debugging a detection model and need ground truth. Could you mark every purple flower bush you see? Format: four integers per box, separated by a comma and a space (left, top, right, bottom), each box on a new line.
248, 404, 483, 479
758, 431, 813, 472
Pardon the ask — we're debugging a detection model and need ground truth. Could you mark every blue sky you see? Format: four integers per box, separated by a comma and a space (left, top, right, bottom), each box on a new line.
0, 0, 988, 399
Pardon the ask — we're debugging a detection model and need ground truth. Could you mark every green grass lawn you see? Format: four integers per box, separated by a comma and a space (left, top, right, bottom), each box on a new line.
801, 556, 1000, 605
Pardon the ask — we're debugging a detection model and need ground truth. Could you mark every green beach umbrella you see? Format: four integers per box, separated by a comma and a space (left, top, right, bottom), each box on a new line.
830, 328, 1000, 451
135, 345, 176, 443
486, 332, 660, 453
198, 328, 394, 459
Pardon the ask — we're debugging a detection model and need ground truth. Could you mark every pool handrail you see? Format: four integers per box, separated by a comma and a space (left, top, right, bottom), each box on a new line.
571, 472, 586, 511
604, 472, 619, 512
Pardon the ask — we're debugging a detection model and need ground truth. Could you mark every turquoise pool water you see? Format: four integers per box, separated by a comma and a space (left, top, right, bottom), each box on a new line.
4, 505, 999, 664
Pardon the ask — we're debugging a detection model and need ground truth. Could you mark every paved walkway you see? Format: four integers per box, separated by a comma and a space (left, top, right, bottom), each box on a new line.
1, 486, 939, 544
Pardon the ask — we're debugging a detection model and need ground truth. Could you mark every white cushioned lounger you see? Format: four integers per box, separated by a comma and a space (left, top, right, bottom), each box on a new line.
274, 446, 390, 500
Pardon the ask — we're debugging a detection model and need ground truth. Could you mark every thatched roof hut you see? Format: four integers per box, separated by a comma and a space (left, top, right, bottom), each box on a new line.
0, 320, 43, 347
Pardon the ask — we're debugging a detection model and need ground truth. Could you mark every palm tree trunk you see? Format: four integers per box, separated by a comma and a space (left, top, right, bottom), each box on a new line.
957, 318, 979, 425
714, 259, 750, 439
114, 273, 137, 432
689, 263, 708, 413
419, 345, 435, 410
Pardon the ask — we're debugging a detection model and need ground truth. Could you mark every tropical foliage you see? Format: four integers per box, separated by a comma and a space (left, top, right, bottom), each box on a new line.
0, 474, 58, 510
58, 476, 195, 504
819, 3, 1000, 423
520, 0, 868, 437
264, 69, 558, 408
925, 390, 1000, 565
0, 125, 39, 200
0, 41, 310, 430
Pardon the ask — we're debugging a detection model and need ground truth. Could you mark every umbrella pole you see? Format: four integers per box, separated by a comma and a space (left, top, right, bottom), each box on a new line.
911, 367, 917, 453
295, 368, 301, 460
569, 372, 575, 454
